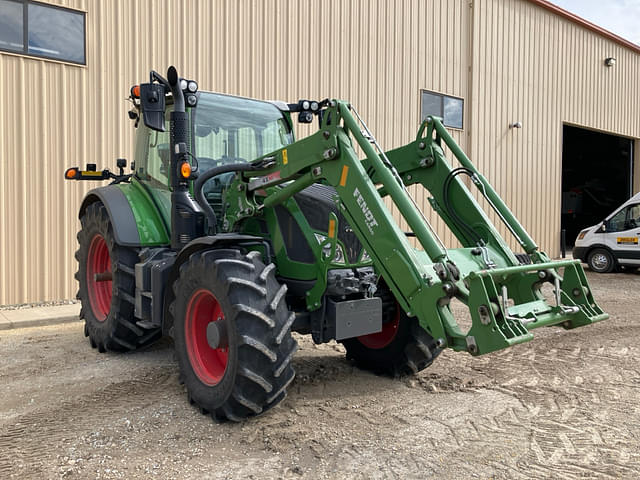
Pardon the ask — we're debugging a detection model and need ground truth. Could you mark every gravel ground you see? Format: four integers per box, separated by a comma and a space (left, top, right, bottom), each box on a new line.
0, 269, 639, 479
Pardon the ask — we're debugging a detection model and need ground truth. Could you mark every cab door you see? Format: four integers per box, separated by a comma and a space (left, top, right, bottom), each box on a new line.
134, 110, 174, 228
603, 203, 640, 265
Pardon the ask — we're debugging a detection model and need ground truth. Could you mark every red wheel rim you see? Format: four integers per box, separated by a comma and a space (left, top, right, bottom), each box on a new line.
86, 234, 112, 322
357, 305, 400, 349
185, 289, 229, 386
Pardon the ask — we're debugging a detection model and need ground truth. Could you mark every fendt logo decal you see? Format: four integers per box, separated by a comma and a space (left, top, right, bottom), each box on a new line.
353, 187, 379, 234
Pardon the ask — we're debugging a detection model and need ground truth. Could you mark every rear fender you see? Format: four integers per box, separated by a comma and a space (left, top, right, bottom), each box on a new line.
79, 183, 169, 247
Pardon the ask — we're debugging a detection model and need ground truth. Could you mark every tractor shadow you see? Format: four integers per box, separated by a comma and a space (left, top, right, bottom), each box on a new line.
286, 341, 464, 404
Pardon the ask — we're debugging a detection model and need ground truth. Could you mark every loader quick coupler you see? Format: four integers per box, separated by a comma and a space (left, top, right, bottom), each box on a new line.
65, 65, 608, 421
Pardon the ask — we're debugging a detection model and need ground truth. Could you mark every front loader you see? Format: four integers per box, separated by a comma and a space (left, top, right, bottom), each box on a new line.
65, 67, 607, 421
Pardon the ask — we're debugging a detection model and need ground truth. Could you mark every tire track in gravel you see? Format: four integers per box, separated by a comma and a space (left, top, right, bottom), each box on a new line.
0, 365, 177, 478
471, 346, 640, 480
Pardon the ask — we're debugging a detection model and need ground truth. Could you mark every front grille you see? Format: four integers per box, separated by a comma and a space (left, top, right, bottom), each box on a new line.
294, 184, 363, 264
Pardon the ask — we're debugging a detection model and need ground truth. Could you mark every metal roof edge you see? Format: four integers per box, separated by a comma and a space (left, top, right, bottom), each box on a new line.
526, 0, 640, 55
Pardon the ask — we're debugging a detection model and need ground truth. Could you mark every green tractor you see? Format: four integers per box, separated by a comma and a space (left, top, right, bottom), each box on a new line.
65, 66, 607, 421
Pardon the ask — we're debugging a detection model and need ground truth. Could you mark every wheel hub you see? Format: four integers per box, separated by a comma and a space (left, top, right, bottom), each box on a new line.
206, 318, 228, 349
86, 234, 112, 322
185, 289, 229, 386
593, 254, 609, 270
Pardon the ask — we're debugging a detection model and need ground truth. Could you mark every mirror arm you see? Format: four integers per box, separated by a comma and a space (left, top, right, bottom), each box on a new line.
150, 70, 171, 92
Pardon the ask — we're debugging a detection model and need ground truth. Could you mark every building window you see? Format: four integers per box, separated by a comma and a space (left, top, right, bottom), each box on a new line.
421, 90, 464, 129
0, 0, 85, 64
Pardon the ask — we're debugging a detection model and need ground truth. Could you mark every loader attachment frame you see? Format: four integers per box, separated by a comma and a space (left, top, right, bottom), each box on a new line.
220, 100, 607, 356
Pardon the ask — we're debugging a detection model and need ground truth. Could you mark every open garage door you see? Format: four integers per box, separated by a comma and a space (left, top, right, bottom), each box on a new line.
562, 125, 634, 246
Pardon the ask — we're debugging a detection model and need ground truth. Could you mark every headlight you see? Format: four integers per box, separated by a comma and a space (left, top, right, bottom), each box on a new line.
314, 233, 346, 264
327, 244, 346, 263
577, 229, 588, 240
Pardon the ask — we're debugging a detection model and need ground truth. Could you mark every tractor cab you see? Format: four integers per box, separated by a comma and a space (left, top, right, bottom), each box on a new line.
131, 87, 295, 230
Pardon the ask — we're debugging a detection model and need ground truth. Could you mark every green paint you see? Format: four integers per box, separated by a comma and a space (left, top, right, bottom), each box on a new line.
118, 179, 170, 245
220, 101, 607, 355
94, 92, 606, 357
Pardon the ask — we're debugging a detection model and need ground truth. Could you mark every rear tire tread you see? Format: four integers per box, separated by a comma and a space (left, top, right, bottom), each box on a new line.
76, 202, 161, 353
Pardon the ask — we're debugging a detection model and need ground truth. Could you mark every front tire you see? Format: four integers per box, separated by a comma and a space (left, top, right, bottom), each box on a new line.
587, 248, 615, 273
171, 249, 298, 422
76, 202, 161, 352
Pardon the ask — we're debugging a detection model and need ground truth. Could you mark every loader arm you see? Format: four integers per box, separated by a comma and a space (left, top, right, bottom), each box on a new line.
222, 100, 607, 355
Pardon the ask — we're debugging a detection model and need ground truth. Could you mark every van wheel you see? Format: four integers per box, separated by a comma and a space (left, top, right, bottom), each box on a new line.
587, 248, 615, 273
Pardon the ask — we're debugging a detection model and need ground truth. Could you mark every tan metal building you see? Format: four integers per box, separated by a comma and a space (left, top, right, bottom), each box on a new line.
1, 0, 639, 305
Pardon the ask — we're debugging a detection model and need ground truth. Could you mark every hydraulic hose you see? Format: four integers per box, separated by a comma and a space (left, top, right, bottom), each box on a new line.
194, 163, 257, 233
443, 167, 526, 249
443, 167, 483, 246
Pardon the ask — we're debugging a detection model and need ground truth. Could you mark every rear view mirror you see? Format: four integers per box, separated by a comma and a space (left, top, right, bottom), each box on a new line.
140, 83, 166, 131
599, 224, 606, 233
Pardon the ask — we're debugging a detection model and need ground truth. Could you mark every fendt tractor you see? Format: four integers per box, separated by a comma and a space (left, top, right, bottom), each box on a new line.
65, 67, 607, 422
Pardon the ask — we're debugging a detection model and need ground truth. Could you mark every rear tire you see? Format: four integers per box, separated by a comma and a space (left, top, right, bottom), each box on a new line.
171, 249, 298, 422
343, 303, 441, 377
587, 248, 615, 273
76, 202, 161, 352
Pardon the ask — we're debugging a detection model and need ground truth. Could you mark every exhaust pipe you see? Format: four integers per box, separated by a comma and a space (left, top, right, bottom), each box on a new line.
167, 66, 204, 250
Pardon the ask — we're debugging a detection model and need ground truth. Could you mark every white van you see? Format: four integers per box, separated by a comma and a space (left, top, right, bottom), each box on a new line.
573, 192, 640, 273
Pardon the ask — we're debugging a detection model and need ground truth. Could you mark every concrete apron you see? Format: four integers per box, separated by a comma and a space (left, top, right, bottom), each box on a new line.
0, 304, 81, 331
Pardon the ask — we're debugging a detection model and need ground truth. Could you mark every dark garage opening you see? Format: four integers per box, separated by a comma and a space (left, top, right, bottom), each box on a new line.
562, 125, 633, 247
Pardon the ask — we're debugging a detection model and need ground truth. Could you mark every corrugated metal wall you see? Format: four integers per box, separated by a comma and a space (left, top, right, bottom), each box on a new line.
1, 0, 639, 304
470, 0, 640, 255
0, 0, 470, 304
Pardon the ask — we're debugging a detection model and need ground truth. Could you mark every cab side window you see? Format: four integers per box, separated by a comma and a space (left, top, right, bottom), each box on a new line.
146, 129, 171, 187
607, 204, 640, 232
135, 109, 177, 188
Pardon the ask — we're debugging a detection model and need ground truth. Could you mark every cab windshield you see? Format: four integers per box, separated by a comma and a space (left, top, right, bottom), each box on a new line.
193, 92, 293, 171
